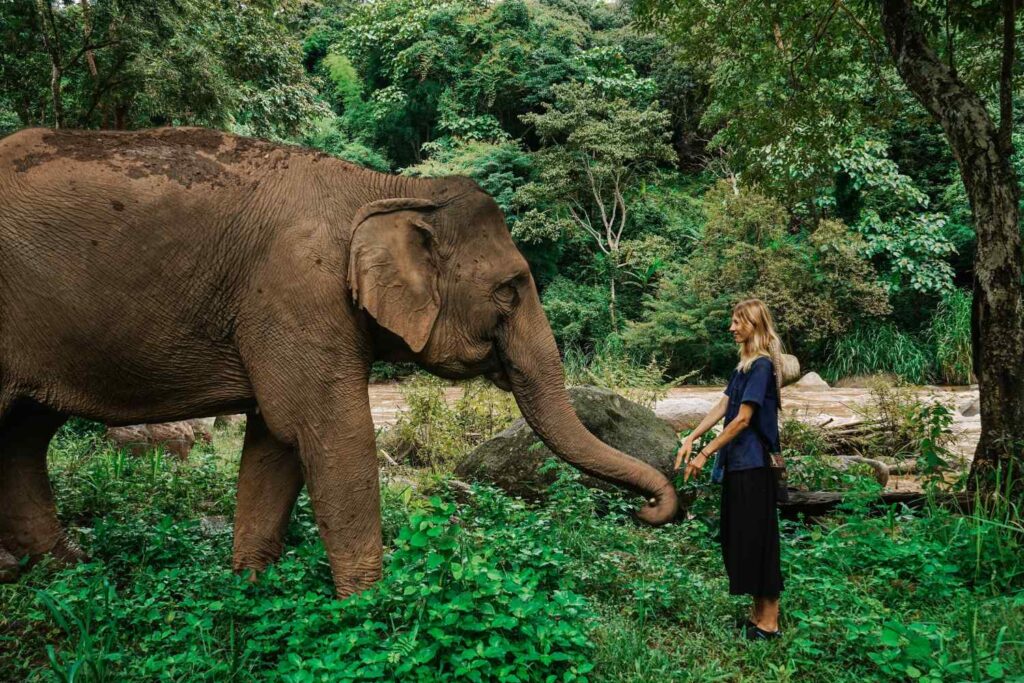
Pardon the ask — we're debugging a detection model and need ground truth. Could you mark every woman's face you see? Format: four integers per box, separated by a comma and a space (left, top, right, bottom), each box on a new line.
729, 313, 753, 344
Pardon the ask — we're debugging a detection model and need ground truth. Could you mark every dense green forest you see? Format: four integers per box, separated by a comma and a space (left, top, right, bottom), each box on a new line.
5, 0, 1017, 384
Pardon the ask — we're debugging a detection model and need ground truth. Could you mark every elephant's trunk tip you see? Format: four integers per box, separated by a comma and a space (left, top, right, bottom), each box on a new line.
634, 481, 679, 526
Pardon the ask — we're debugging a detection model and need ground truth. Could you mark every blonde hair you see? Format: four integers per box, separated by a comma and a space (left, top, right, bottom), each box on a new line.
732, 298, 784, 409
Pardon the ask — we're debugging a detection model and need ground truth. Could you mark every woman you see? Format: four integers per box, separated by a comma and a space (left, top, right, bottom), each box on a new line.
674, 298, 785, 640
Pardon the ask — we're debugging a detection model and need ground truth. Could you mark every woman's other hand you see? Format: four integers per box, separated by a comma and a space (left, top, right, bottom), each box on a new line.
684, 452, 708, 482
674, 438, 694, 471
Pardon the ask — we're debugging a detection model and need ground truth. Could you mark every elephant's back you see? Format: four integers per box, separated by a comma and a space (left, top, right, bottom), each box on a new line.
1, 126, 263, 192
0, 127, 314, 255
0, 128, 271, 422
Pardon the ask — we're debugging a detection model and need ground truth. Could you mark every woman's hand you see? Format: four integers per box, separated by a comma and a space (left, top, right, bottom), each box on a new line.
674, 438, 694, 471
683, 451, 708, 482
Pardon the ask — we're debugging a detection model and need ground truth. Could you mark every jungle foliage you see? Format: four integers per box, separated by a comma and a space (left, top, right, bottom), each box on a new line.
0, 420, 1020, 681
3, 0, 1013, 384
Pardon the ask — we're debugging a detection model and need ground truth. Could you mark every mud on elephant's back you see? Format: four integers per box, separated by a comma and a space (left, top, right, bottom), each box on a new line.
456, 386, 679, 500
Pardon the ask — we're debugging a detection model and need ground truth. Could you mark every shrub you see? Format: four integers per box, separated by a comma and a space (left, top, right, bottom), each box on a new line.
562, 336, 682, 408
50, 432, 236, 528
3, 436, 1022, 682
249, 496, 595, 682
542, 277, 614, 350
927, 287, 973, 385
626, 182, 891, 379
383, 375, 519, 471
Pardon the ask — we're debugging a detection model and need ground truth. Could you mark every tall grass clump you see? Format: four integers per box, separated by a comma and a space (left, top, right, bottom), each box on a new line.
927, 287, 974, 385
382, 374, 519, 471
821, 322, 932, 384
49, 426, 236, 528
563, 336, 685, 408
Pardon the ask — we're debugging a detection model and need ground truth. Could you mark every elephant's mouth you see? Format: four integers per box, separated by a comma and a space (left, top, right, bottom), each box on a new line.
486, 367, 513, 392
422, 348, 512, 391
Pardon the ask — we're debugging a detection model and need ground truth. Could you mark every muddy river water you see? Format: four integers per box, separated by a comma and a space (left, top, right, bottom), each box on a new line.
367, 382, 982, 461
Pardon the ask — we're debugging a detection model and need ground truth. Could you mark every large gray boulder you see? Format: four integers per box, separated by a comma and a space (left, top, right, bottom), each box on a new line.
455, 386, 679, 500
655, 396, 720, 432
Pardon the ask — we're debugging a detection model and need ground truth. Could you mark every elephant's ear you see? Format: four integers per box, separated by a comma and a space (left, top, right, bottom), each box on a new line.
348, 198, 441, 353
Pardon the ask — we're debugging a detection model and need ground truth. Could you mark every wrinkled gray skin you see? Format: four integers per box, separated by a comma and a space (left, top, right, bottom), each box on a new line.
0, 127, 678, 597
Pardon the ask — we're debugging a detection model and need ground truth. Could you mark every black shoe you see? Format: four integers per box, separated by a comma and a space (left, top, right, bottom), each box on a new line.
744, 624, 782, 641
735, 617, 755, 630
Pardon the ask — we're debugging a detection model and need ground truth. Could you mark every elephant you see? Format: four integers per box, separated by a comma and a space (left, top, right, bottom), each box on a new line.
0, 127, 678, 597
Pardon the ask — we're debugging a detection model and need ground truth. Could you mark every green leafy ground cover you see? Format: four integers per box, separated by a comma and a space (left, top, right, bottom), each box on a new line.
1, 420, 1021, 682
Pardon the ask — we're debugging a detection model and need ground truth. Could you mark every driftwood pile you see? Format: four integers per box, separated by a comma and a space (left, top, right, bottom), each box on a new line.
788, 417, 935, 488
773, 408, 965, 515
778, 490, 972, 519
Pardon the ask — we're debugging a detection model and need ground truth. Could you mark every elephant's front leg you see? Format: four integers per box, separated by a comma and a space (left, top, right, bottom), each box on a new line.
295, 394, 382, 598
232, 411, 303, 576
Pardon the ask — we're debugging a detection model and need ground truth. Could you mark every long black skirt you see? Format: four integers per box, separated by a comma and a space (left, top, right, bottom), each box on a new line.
720, 467, 784, 598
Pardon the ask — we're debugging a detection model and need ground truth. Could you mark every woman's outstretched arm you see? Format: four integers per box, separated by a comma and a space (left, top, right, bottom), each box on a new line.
674, 394, 728, 469
681, 403, 756, 481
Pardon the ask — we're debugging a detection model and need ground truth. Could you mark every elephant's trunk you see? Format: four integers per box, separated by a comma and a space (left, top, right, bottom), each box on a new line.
497, 285, 678, 525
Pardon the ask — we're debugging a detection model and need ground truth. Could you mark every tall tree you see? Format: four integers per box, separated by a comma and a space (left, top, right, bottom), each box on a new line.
1, 0, 324, 137
878, 0, 1022, 490
515, 81, 675, 331
634, 0, 1023, 493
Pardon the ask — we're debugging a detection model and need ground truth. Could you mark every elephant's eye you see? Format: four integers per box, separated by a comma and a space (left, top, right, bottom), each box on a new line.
493, 282, 519, 309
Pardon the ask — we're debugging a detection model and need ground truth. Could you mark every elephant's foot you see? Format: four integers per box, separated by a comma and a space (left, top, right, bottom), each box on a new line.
231, 534, 285, 578
10, 531, 88, 571
0, 545, 20, 582
331, 553, 383, 599
0, 533, 84, 583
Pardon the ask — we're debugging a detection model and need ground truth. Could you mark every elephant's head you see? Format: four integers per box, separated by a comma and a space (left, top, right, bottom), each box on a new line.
347, 181, 678, 524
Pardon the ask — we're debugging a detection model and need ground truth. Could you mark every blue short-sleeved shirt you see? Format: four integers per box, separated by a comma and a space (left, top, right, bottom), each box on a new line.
711, 356, 780, 481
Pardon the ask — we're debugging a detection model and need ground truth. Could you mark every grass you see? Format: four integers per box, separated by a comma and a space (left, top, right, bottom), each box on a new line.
821, 323, 934, 386
0, 419, 1021, 681
821, 290, 975, 387
562, 338, 687, 409
928, 288, 974, 386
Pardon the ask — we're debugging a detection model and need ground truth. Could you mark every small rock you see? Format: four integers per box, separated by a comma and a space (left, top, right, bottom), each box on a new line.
199, 516, 231, 537
214, 414, 246, 430
188, 417, 216, 443
793, 372, 831, 390
106, 421, 195, 460
960, 397, 980, 417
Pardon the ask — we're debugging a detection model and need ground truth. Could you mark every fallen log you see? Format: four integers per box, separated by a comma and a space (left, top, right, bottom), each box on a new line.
835, 455, 890, 486
778, 490, 972, 519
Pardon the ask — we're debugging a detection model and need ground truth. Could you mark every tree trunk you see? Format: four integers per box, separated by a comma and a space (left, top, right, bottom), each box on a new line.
879, 0, 1024, 495
48, 62, 63, 128
609, 274, 617, 333
80, 0, 101, 127
35, 0, 63, 128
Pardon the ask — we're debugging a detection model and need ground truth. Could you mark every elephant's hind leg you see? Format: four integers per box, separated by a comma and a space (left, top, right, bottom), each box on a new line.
232, 411, 303, 577
0, 403, 82, 579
